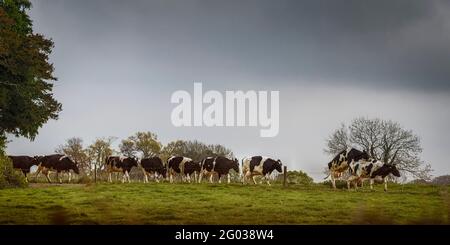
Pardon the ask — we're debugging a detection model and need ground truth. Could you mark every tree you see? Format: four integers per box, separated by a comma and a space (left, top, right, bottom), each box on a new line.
86, 137, 115, 179
0, 0, 61, 150
55, 137, 89, 174
325, 117, 431, 179
119, 138, 136, 157
161, 140, 234, 162
120, 131, 161, 158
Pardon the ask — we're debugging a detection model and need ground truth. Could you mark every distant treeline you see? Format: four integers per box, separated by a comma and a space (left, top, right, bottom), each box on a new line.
55, 131, 234, 177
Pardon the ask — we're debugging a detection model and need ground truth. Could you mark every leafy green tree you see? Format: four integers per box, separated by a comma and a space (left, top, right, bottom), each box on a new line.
121, 131, 161, 158
119, 138, 136, 157
0, 0, 61, 149
161, 140, 234, 162
86, 137, 115, 179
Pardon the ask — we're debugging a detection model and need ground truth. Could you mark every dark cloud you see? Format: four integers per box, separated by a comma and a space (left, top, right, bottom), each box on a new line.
30, 0, 450, 91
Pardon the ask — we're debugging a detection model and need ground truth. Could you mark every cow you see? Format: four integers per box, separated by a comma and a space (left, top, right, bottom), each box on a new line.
35, 154, 80, 183
167, 156, 197, 183
7, 155, 40, 182
326, 148, 370, 189
347, 159, 401, 191
140, 157, 167, 183
105, 156, 138, 183
241, 156, 282, 185
184, 160, 201, 183
198, 156, 239, 184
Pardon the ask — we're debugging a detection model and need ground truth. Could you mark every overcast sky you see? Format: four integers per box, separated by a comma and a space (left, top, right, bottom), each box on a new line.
7, 0, 450, 181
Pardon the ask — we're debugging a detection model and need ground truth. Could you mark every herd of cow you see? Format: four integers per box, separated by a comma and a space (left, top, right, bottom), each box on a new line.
326, 148, 401, 191
7, 154, 283, 185
7, 147, 400, 190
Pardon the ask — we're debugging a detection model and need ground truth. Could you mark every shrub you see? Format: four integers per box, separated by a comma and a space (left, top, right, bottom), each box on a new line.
276, 170, 314, 186
0, 154, 28, 189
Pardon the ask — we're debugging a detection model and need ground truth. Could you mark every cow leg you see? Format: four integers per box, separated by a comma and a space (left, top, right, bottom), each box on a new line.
68, 172, 72, 183
144, 172, 149, 183
108, 172, 112, 183
126, 171, 130, 183
383, 177, 388, 192
186, 174, 191, 183
169, 172, 174, 183
198, 171, 203, 183
194, 172, 198, 183
209, 173, 214, 183
252, 175, 258, 185
331, 173, 336, 189
56, 171, 61, 184
154, 172, 160, 183
34, 166, 42, 181
22, 170, 28, 183
370, 178, 374, 190
265, 174, 271, 186
44, 170, 52, 183
122, 172, 126, 183
218, 174, 222, 184
227, 173, 231, 184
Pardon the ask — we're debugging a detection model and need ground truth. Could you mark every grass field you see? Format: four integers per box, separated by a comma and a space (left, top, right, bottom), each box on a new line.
0, 183, 449, 224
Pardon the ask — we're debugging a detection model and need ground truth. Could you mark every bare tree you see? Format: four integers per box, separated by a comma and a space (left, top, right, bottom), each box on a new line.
325, 117, 431, 179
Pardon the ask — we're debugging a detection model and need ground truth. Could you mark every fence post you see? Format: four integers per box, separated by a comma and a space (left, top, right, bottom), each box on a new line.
283, 166, 287, 187
94, 164, 97, 183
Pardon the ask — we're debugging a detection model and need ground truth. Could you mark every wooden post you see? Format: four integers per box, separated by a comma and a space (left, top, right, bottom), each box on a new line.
283, 166, 287, 187
94, 163, 97, 183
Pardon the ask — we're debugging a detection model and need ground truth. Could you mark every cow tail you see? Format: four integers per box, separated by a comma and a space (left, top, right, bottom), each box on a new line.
240, 158, 244, 178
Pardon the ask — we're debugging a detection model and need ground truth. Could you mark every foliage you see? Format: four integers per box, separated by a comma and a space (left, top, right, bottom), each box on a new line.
86, 137, 115, 175
325, 117, 431, 180
432, 175, 450, 185
276, 170, 313, 186
161, 139, 234, 162
0, 153, 26, 188
0, 0, 61, 150
119, 131, 161, 158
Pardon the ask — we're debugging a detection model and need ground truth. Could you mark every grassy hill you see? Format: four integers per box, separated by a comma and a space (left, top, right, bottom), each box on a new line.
0, 183, 448, 224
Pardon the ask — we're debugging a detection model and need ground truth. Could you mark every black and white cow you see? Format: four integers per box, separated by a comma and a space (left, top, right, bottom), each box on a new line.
35, 154, 80, 183
167, 156, 198, 183
347, 159, 401, 191
105, 156, 138, 183
8, 155, 40, 182
198, 156, 239, 184
140, 157, 167, 183
326, 148, 370, 189
241, 156, 282, 185
183, 160, 201, 183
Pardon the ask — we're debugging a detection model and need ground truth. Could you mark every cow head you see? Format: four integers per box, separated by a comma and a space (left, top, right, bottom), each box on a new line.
232, 158, 239, 173
389, 164, 401, 177
360, 150, 370, 161
72, 162, 80, 175
65, 158, 80, 175
275, 159, 283, 173
129, 157, 139, 167
33, 155, 43, 165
